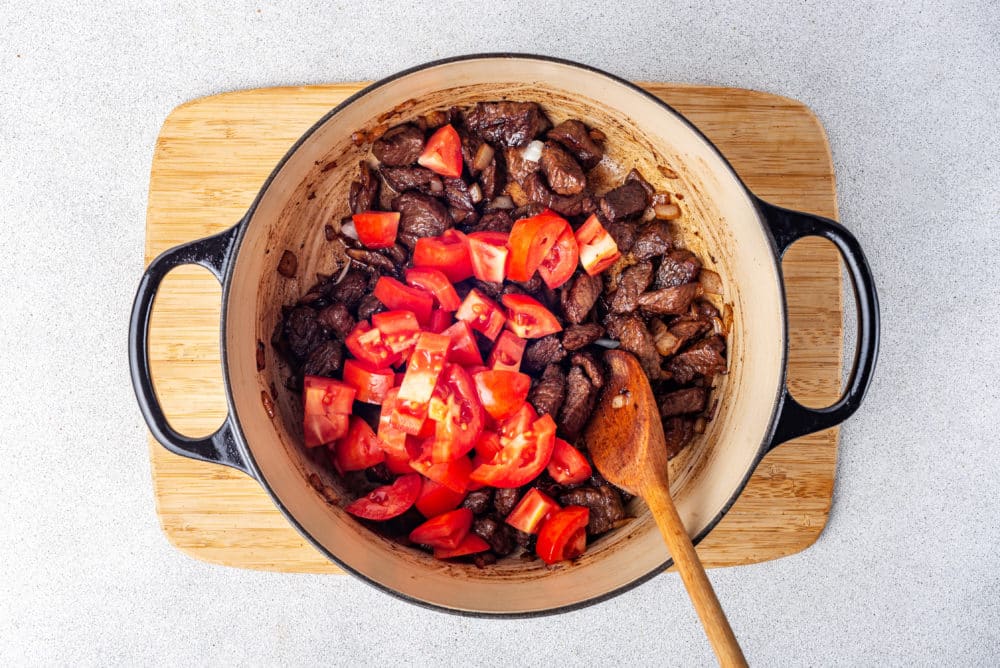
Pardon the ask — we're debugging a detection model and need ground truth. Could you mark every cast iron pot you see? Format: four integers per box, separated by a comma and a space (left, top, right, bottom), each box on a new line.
130, 54, 879, 615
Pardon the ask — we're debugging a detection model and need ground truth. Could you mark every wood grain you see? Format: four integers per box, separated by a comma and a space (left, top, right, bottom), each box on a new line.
145, 82, 842, 573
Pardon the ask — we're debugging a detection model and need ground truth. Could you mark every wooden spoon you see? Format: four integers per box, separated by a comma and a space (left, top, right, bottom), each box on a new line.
585, 349, 747, 667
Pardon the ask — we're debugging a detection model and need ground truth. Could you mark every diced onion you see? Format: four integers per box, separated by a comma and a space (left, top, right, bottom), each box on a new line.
340, 218, 358, 240
521, 140, 544, 162
699, 268, 723, 295
654, 203, 681, 220
490, 195, 515, 209
473, 143, 495, 172
469, 183, 483, 204
653, 192, 672, 206
693, 417, 707, 434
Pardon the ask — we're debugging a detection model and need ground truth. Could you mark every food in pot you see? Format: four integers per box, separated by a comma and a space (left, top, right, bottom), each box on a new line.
273, 101, 727, 567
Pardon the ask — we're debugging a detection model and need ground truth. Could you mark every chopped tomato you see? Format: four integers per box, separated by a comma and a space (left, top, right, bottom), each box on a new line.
430, 364, 485, 463
413, 230, 474, 282
547, 438, 593, 484
497, 402, 538, 443
467, 430, 502, 490
391, 331, 451, 434
455, 289, 506, 340
377, 390, 421, 472
506, 210, 569, 282
487, 330, 526, 372
383, 449, 415, 475
334, 415, 386, 472
302, 376, 356, 447
575, 214, 621, 276
371, 310, 420, 355
470, 414, 557, 488
345, 321, 400, 369
441, 320, 484, 366
409, 508, 473, 550
345, 473, 422, 520
410, 442, 473, 493
352, 211, 400, 249
506, 488, 561, 534
433, 534, 490, 559
537, 225, 579, 288
536, 506, 590, 564
501, 293, 562, 339
426, 309, 453, 333
373, 277, 434, 325
472, 369, 531, 421
405, 268, 461, 311
415, 477, 466, 518
342, 358, 395, 404
467, 231, 509, 283
417, 124, 463, 178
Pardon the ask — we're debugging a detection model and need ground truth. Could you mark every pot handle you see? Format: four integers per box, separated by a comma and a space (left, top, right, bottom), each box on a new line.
758, 200, 880, 449
129, 223, 250, 474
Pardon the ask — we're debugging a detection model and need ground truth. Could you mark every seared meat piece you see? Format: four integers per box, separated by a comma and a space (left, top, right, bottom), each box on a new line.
637, 283, 703, 316
392, 192, 452, 246
523, 335, 566, 373
547, 119, 604, 170
600, 181, 650, 221
523, 172, 594, 217
609, 261, 654, 314
558, 366, 597, 439
666, 335, 727, 383
659, 387, 708, 417
561, 323, 605, 350
539, 141, 586, 195
348, 161, 380, 214
695, 300, 721, 320
668, 316, 712, 344
604, 220, 636, 254
625, 168, 655, 199
560, 272, 602, 324
356, 294, 383, 321
332, 269, 371, 310
479, 152, 505, 200
379, 243, 409, 267
462, 489, 493, 515
301, 340, 344, 377
346, 247, 397, 276
283, 306, 325, 360
472, 516, 517, 555
472, 210, 514, 233
372, 123, 425, 166
443, 177, 476, 211
465, 101, 550, 147
316, 302, 356, 339
655, 249, 701, 289
606, 314, 662, 380
529, 364, 567, 418
504, 146, 540, 185
559, 486, 625, 535
631, 221, 673, 260
473, 552, 499, 568
379, 166, 442, 195
493, 488, 522, 517
663, 416, 695, 458
570, 351, 605, 389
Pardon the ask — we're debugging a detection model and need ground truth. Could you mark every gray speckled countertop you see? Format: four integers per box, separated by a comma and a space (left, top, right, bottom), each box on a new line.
2, 1, 998, 665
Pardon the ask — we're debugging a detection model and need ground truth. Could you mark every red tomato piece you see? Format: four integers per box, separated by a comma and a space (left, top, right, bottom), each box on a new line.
537, 225, 579, 288
426, 309, 453, 333
472, 370, 531, 421
497, 402, 538, 443
467, 231, 509, 283
404, 268, 462, 311
429, 364, 485, 463
487, 330, 527, 372
501, 293, 562, 339
391, 331, 451, 435
470, 414, 557, 488
455, 289, 506, 341
342, 359, 395, 405
409, 507, 473, 550
352, 211, 400, 249
417, 124, 463, 178
506, 210, 569, 282
413, 229, 474, 282
334, 415, 387, 472
345, 473, 422, 520
536, 506, 590, 564
547, 438, 593, 485
467, 430, 502, 490
303, 414, 349, 450
441, 320, 484, 367
506, 488, 561, 534
433, 534, 490, 559
345, 321, 400, 369
377, 389, 411, 455
575, 214, 621, 276
302, 376, 356, 447
371, 310, 420, 356
415, 477, 466, 518
409, 442, 473, 493
373, 277, 434, 326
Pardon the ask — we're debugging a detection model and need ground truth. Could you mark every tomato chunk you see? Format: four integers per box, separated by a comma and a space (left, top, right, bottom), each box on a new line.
575, 214, 621, 276
430, 364, 485, 463
371, 310, 420, 356
345, 473, 422, 520
413, 230, 474, 282
467, 430, 502, 490
418, 124, 463, 178
405, 268, 462, 311
472, 369, 531, 421
440, 320, 484, 367
334, 415, 386, 472
506, 210, 569, 282
409, 508, 473, 550
536, 506, 590, 564
501, 293, 562, 339
537, 225, 579, 288
345, 321, 400, 369
415, 477, 466, 518
497, 402, 538, 443
409, 442, 473, 493
506, 488, 561, 534
487, 330, 527, 372
470, 414, 556, 488
342, 358, 395, 405
352, 211, 400, 249
467, 231, 509, 283
391, 331, 451, 434
426, 309, 453, 333
433, 534, 490, 559
455, 288, 506, 340
373, 277, 434, 326
302, 376, 356, 447
547, 438, 593, 484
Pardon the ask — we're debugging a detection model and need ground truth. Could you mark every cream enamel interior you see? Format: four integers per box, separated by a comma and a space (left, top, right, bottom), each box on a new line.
225, 58, 786, 614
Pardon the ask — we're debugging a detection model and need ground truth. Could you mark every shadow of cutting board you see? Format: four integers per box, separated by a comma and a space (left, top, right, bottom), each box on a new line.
145, 83, 842, 573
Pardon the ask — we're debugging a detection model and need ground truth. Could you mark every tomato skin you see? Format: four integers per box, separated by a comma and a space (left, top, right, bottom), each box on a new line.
304, 414, 349, 449
392, 331, 451, 435
302, 376, 356, 447
352, 211, 400, 249
418, 124, 463, 178
415, 477, 466, 518
409, 443, 473, 493
345, 321, 400, 369
345, 473, 422, 520
547, 438, 593, 484
441, 320, 484, 366
430, 364, 485, 463
409, 508, 473, 550
506, 210, 569, 282
472, 370, 531, 421
467, 231, 509, 283
575, 214, 621, 276
487, 330, 527, 372
371, 310, 421, 356
470, 414, 557, 488
433, 534, 490, 559
537, 225, 579, 288
413, 230, 474, 282
455, 289, 506, 341
497, 402, 538, 443
405, 268, 462, 311
467, 430, 502, 490
426, 309, 453, 334
505, 488, 561, 534
536, 506, 590, 564
334, 415, 387, 472
342, 358, 395, 405
374, 277, 434, 325
501, 293, 563, 339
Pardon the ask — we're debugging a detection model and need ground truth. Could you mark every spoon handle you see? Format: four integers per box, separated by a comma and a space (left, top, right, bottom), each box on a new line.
644, 481, 747, 667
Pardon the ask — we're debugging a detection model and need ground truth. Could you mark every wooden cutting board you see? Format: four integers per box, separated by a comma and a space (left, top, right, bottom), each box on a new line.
145, 83, 842, 573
